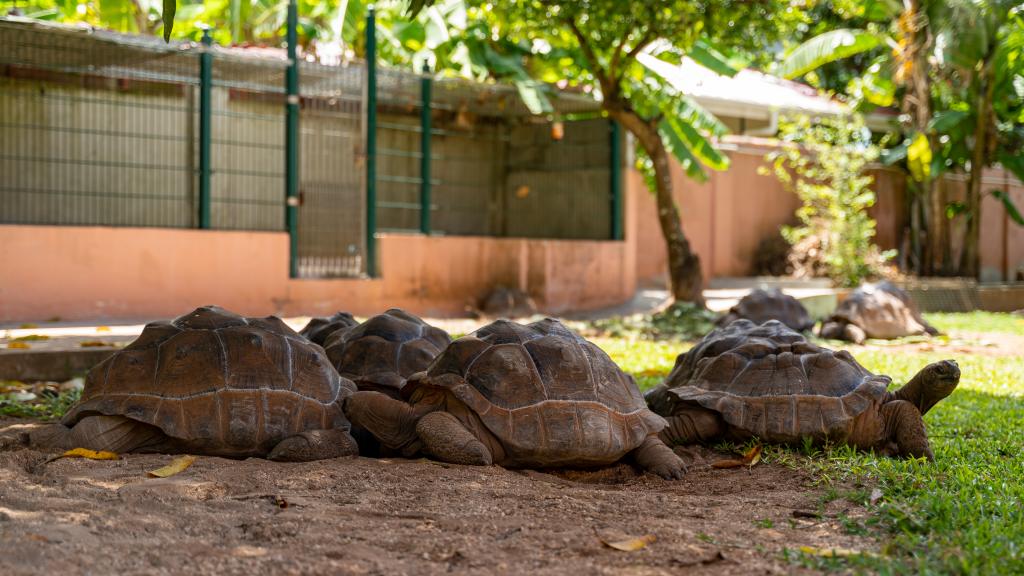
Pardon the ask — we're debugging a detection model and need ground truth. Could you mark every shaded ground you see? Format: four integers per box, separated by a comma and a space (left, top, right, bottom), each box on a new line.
0, 420, 873, 576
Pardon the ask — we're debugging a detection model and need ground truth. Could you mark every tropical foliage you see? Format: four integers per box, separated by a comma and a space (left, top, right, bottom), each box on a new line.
765, 114, 893, 287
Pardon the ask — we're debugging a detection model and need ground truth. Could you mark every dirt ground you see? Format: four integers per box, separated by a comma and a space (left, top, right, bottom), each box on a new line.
0, 420, 875, 576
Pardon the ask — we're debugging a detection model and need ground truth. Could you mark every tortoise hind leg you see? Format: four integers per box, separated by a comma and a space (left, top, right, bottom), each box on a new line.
659, 406, 726, 446
416, 411, 492, 466
632, 435, 687, 480
268, 428, 359, 462
880, 400, 933, 461
54, 415, 170, 453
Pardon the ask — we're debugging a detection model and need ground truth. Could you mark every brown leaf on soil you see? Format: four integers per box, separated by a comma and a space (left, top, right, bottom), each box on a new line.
148, 455, 196, 478
712, 444, 763, 469
46, 448, 120, 463
7, 342, 30, 349
596, 530, 656, 551
95, 326, 111, 333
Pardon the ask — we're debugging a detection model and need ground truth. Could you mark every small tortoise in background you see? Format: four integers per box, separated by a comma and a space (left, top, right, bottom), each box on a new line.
345, 318, 685, 478
299, 311, 358, 346
35, 306, 359, 461
324, 308, 451, 399
645, 320, 959, 460
716, 288, 814, 332
820, 281, 939, 343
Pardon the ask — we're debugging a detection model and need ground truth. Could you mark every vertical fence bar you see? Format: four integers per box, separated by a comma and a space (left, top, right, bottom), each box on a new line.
198, 29, 213, 229
419, 61, 432, 235
609, 119, 623, 240
365, 5, 378, 276
285, 0, 300, 278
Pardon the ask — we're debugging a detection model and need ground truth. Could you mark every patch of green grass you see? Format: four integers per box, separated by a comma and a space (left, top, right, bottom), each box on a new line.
582, 302, 718, 341
592, 314, 1024, 574
0, 387, 81, 421
924, 311, 1024, 335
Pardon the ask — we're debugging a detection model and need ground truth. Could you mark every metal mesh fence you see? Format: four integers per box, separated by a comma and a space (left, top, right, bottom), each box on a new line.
0, 17, 614, 280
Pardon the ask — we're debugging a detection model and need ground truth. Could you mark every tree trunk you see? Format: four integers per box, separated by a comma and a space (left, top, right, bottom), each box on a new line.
609, 108, 705, 305
960, 62, 995, 278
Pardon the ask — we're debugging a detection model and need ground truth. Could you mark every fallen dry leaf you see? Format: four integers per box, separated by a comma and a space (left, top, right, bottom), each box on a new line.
79, 340, 114, 347
596, 530, 656, 551
95, 326, 111, 333
7, 341, 30, 349
18, 323, 38, 329
13, 334, 49, 342
148, 455, 196, 478
46, 448, 120, 463
799, 545, 875, 558
712, 444, 763, 469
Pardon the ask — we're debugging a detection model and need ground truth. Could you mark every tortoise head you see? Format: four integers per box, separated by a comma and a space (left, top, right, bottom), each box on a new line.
898, 359, 960, 416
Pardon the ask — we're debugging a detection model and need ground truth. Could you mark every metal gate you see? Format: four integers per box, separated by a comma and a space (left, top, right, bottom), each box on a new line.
295, 62, 367, 278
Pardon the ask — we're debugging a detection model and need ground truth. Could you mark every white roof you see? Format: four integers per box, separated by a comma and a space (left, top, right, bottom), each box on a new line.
637, 53, 846, 121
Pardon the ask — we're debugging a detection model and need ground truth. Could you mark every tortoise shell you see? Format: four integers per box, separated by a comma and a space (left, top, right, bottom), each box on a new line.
299, 311, 358, 346
405, 318, 665, 467
826, 282, 937, 339
717, 288, 814, 332
649, 320, 890, 443
325, 308, 450, 398
62, 306, 356, 457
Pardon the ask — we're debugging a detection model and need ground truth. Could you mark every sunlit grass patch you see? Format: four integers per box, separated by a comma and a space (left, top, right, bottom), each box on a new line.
924, 311, 1024, 335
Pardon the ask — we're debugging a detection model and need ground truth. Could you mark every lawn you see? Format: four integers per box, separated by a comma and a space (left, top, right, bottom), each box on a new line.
597, 318, 1024, 574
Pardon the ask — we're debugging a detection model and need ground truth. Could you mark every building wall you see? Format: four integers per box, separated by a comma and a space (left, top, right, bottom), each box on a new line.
635, 136, 1024, 284
0, 163, 639, 323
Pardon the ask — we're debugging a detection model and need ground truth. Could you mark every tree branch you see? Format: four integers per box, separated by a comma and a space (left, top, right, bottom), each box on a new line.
566, 17, 606, 82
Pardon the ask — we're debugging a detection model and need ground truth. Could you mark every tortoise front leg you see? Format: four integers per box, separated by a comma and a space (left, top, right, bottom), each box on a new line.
880, 400, 933, 461
416, 411, 493, 466
658, 406, 726, 446
344, 391, 435, 455
268, 428, 358, 462
632, 435, 687, 480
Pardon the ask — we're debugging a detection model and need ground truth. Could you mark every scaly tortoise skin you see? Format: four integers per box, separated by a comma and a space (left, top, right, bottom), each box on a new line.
42, 306, 359, 461
716, 288, 814, 332
820, 281, 939, 343
344, 318, 686, 478
645, 320, 959, 460
324, 308, 451, 399
299, 311, 359, 346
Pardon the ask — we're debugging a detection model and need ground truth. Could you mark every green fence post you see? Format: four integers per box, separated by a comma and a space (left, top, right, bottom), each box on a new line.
285, 0, 299, 278
610, 119, 623, 240
198, 28, 213, 229
365, 5, 378, 277
419, 61, 432, 235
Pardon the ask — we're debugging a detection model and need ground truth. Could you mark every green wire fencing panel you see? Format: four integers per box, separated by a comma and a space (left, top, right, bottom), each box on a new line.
207, 52, 288, 231
295, 60, 367, 278
0, 18, 200, 227
503, 118, 613, 239
371, 66, 609, 239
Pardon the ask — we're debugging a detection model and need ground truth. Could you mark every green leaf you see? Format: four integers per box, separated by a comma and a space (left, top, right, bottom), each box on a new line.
780, 29, 883, 79
688, 40, 739, 77
881, 142, 908, 165
1013, 75, 1024, 99
999, 152, 1024, 184
513, 80, 553, 115
991, 190, 1024, 226
162, 0, 176, 42
928, 110, 969, 134
670, 118, 729, 170
657, 120, 708, 182
907, 132, 932, 182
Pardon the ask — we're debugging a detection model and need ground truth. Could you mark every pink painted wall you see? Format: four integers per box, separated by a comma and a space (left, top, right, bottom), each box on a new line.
0, 221, 637, 322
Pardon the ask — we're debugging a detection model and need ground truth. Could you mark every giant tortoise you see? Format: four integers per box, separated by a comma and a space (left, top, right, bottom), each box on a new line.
645, 320, 959, 460
344, 318, 686, 478
820, 281, 939, 343
36, 306, 359, 461
324, 308, 451, 398
716, 288, 814, 332
299, 311, 358, 346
